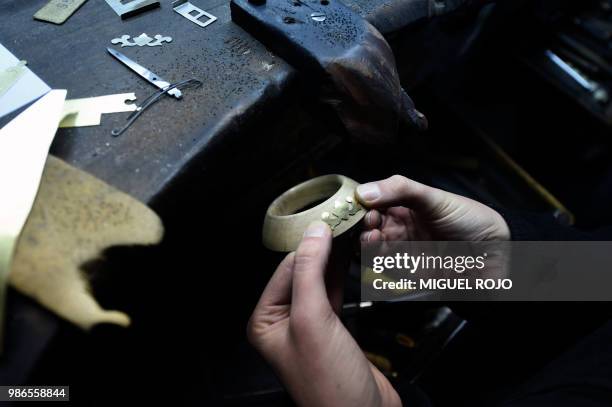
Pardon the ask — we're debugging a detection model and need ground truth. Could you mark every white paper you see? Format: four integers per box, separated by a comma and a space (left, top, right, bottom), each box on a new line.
0, 90, 66, 339
0, 43, 51, 119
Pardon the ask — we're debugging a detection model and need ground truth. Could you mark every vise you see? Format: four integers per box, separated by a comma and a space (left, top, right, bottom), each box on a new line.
231, 0, 429, 143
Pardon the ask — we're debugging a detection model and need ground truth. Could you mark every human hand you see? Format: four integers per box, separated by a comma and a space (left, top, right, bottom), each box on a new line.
356, 175, 510, 242
247, 221, 402, 407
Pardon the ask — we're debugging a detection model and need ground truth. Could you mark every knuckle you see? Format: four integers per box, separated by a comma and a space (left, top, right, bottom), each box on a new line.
389, 174, 407, 185
388, 174, 410, 196
412, 182, 429, 200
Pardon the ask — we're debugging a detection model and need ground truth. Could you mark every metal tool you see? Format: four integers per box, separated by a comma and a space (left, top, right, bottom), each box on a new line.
556, 47, 600, 75
111, 79, 201, 136
545, 50, 609, 104
172, 0, 217, 28
230, 0, 427, 143
107, 47, 182, 99
558, 33, 612, 77
106, 48, 202, 136
104, 0, 159, 19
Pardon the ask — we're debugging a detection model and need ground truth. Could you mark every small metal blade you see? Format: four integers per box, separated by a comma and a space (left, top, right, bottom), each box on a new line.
106, 48, 182, 99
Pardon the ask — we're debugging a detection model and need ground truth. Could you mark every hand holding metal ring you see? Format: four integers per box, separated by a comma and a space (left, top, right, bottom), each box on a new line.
262, 174, 366, 252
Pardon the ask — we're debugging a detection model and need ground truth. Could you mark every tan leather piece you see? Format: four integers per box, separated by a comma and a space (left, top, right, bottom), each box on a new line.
8, 155, 163, 330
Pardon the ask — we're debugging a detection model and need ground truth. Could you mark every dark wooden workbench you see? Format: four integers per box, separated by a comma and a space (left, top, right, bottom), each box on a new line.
0, 0, 475, 398
1, 0, 469, 203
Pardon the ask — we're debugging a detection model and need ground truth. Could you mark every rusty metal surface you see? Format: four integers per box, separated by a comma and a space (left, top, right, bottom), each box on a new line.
231, 0, 429, 144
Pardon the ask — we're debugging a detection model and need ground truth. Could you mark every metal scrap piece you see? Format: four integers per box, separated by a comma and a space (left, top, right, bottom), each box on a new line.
172, 0, 217, 28
104, 0, 160, 19
34, 0, 88, 25
111, 33, 173, 47
60, 93, 137, 128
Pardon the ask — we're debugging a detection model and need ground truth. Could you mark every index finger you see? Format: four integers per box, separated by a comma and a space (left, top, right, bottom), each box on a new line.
356, 175, 442, 214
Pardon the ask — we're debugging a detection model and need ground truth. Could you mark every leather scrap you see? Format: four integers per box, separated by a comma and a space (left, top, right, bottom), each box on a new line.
9, 155, 164, 330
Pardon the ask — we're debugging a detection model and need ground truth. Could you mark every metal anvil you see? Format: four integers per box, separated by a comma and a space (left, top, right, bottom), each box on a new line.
230, 0, 428, 143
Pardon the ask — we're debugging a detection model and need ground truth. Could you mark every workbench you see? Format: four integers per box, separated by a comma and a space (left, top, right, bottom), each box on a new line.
0, 0, 473, 400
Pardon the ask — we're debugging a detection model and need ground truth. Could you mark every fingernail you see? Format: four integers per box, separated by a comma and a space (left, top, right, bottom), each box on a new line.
303, 221, 329, 238
357, 183, 381, 201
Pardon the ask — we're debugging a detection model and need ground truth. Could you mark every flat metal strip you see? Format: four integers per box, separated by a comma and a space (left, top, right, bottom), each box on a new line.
172, 0, 217, 28
104, 0, 160, 19
34, 0, 88, 25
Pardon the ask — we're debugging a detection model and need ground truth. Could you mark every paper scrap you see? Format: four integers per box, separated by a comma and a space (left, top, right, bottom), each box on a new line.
0, 90, 66, 339
0, 44, 51, 119
60, 93, 137, 128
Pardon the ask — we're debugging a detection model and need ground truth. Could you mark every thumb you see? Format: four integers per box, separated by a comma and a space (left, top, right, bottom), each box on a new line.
356, 175, 445, 214
291, 221, 333, 319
